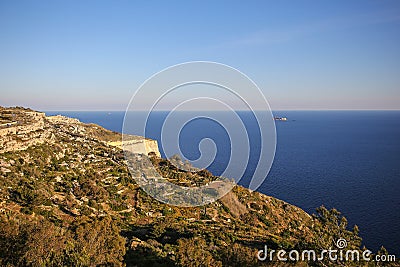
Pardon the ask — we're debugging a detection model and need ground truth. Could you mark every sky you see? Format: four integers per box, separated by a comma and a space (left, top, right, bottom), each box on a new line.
0, 0, 399, 110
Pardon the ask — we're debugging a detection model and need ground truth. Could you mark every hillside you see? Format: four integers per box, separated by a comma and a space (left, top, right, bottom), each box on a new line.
0, 107, 397, 266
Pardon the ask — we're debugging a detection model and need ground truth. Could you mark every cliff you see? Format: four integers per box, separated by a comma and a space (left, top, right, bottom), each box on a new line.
0, 108, 49, 152
0, 107, 161, 157
108, 139, 161, 157
0, 107, 396, 267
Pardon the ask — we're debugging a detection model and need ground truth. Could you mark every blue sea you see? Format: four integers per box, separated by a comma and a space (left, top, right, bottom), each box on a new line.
45, 110, 400, 255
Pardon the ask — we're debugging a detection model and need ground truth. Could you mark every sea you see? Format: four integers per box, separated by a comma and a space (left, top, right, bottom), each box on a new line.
44, 110, 400, 255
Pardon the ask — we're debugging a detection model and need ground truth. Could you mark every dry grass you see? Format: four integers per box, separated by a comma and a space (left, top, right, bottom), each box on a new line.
220, 191, 247, 218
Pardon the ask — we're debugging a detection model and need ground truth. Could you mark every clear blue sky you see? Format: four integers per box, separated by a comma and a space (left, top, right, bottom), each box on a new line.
0, 0, 399, 110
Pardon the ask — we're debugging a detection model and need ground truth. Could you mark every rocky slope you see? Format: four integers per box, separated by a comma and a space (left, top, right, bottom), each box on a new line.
0, 107, 397, 266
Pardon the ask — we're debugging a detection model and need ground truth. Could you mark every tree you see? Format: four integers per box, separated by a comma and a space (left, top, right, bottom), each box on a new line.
175, 238, 221, 267
69, 216, 126, 266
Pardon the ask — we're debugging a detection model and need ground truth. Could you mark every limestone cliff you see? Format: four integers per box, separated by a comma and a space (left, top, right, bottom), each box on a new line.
108, 139, 161, 157
0, 107, 161, 157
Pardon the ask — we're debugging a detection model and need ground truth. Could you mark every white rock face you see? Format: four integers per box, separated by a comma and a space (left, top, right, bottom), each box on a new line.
0, 110, 50, 153
47, 115, 81, 124
108, 139, 161, 157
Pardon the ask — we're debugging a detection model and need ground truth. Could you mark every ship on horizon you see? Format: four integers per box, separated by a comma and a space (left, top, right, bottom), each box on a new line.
274, 117, 288, 121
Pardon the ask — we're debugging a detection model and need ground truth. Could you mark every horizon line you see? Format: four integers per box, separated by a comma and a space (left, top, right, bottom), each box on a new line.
3, 104, 400, 112
3, 105, 399, 112
37, 108, 400, 112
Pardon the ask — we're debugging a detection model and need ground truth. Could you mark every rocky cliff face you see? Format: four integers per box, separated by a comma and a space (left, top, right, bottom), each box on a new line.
0, 107, 161, 157
0, 108, 51, 153
108, 139, 161, 157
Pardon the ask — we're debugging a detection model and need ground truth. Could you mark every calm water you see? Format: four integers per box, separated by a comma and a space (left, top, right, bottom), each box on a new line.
45, 110, 400, 254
